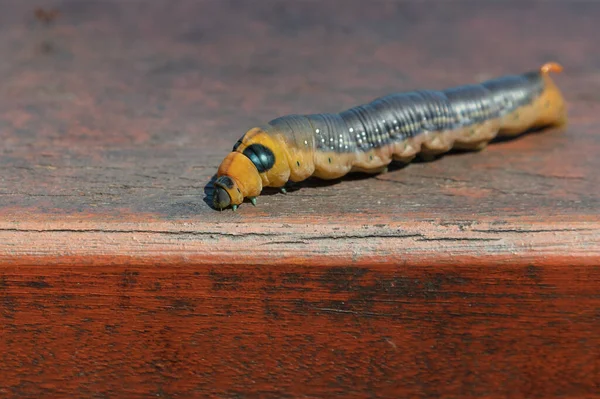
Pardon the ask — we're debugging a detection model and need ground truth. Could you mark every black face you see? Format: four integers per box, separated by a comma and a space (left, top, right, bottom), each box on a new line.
213, 186, 231, 209
243, 144, 275, 173
213, 176, 234, 209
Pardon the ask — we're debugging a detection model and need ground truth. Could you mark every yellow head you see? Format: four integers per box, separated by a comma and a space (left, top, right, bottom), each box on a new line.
213, 127, 292, 210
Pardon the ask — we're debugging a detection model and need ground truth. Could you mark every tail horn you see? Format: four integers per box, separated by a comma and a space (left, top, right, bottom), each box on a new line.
540, 62, 563, 74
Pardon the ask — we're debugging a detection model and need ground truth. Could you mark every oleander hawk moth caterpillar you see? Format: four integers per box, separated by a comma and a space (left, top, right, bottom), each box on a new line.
213, 62, 566, 210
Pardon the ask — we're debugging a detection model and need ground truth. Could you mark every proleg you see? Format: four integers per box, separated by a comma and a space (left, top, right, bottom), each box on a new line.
212, 62, 567, 210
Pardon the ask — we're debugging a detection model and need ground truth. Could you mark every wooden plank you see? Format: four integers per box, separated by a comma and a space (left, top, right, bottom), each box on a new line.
0, 263, 598, 398
0, 0, 599, 397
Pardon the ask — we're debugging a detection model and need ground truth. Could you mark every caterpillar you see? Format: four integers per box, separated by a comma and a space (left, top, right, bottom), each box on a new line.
213, 62, 567, 211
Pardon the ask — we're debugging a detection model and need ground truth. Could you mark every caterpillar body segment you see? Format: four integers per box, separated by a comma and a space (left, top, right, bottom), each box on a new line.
213, 63, 566, 210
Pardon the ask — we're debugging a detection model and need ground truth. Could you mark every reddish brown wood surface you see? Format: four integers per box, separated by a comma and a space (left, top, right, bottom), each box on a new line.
1, 1, 599, 398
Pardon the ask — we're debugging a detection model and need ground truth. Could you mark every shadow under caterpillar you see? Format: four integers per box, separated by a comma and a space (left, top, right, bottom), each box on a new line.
212, 62, 567, 211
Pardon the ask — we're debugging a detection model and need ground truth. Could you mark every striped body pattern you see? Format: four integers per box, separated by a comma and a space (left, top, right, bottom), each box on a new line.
213, 63, 567, 210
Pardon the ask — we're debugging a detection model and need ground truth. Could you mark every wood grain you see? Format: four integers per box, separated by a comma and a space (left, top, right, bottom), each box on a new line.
0, 0, 599, 397
1, 263, 599, 398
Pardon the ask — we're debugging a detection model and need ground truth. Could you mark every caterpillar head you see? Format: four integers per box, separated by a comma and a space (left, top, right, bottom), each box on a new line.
213, 127, 291, 210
